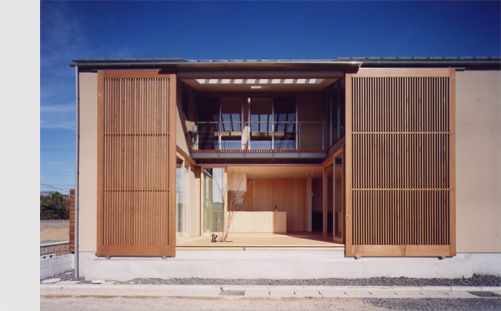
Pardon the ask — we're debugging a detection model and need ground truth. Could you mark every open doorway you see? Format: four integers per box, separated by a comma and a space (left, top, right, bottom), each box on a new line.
176, 165, 344, 248
176, 73, 346, 249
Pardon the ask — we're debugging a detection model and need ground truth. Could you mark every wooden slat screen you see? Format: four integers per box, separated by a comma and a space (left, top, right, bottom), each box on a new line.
345, 69, 455, 257
97, 70, 176, 257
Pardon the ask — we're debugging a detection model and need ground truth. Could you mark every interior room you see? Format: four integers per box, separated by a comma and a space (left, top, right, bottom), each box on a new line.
176, 73, 346, 248
176, 165, 344, 248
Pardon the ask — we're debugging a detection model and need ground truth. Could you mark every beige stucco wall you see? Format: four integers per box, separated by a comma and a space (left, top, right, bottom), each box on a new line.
78, 72, 98, 252
456, 70, 501, 252
176, 83, 191, 154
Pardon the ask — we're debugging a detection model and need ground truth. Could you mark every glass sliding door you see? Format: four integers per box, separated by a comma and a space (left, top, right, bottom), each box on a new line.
197, 97, 220, 150
220, 97, 243, 150
274, 97, 296, 150
176, 157, 187, 233
197, 96, 298, 151
203, 168, 224, 233
250, 97, 273, 149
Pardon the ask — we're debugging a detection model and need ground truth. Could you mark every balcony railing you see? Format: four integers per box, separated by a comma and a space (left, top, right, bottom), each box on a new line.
191, 121, 324, 151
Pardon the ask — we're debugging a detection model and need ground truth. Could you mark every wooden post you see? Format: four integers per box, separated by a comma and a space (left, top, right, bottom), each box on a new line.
345, 73, 353, 256
332, 160, 336, 240
322, 166, 327, 236
306, 174, 312, 232
341, 149, 345, 244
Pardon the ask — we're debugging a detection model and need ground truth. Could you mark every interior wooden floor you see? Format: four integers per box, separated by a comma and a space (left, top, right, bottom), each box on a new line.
176, 232, 344, 249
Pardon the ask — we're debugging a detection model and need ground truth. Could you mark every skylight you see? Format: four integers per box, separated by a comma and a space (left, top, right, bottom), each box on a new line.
195, 78, 324, 84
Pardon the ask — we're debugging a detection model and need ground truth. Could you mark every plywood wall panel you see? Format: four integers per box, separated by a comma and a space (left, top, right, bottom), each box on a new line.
242, 178, 306, 232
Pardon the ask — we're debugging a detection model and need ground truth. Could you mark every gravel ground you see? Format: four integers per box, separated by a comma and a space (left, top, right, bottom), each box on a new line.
40, 296, 383, 311
43, 270, 501, 287
363, 298, 501, 311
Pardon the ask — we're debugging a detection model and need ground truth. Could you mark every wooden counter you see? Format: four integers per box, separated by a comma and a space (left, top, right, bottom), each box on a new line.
228, 211, 287, 234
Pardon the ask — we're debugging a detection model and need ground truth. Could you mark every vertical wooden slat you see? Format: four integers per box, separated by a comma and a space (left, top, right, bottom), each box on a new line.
346, 69, 454, 257
97, 70, 176, 257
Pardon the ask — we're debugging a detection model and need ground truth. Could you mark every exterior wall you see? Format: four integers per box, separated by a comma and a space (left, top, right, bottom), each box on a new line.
177, 86, 201, 238
176, 83, 190, 154
456, 70, 501, 252
77, 68, 501, 256
78, 72, 98, 252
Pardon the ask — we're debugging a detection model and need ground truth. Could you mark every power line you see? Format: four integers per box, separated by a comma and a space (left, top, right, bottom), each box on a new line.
40, 184, 74, 191
41, 173, 75, 176
40, 185, 71, 192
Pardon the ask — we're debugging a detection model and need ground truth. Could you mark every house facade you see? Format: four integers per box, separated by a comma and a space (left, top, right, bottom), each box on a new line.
72, 58, 501, 280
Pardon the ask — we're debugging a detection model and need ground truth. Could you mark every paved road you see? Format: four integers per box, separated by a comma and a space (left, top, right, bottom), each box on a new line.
40, 296, 501, 311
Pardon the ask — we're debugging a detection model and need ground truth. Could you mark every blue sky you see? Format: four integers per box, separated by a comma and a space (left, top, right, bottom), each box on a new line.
40, 1, 501, 194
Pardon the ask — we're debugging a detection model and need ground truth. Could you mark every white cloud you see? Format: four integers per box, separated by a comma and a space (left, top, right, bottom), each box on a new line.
40, 119, 75, 130
41, 104, 74, 113
40, 103, 75, 130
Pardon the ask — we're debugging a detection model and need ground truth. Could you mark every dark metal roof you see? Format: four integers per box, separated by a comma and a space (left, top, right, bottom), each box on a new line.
335, 57, 501, 69
72, 58, 354, 64
71, 57, 501, 70
70, 58, 362, 72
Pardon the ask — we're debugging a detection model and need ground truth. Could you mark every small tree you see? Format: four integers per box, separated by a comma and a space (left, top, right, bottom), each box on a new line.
213, 171, 246, 242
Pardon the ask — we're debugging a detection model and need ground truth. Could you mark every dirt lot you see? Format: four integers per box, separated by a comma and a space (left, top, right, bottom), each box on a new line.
41, 220, 69, 242
39, 296, 501, 311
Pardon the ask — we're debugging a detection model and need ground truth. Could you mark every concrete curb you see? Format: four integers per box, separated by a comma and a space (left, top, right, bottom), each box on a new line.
40, 284, 501, 299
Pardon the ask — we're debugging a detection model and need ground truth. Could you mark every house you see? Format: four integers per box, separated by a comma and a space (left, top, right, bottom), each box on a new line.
71, 57, 501, 280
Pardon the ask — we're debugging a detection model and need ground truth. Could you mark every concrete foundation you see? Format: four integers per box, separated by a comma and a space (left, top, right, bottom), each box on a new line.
78, 250, 501, 281
40, 254, 74, 279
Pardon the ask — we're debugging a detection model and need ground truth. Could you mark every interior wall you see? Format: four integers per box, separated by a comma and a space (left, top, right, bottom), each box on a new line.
78, 72, 98, 252
456, 70, 501, 253
242, 178, 307, 232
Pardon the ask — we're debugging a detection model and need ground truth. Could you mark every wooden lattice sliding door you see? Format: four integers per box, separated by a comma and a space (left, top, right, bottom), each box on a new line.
97, 70, 176, 256
345, 69, 455, 257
